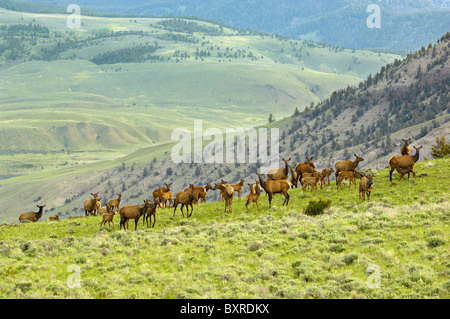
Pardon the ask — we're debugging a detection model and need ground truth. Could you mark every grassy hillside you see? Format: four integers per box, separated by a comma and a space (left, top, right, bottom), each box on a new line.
0, 159, 448, 298
0, 7, 400, 176
18, 0, 450, 53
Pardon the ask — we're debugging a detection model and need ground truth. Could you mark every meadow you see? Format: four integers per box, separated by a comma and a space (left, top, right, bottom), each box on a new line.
0, 159, 448, 299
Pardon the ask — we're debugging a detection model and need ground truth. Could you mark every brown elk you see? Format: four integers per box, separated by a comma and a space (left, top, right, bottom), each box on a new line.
336, 171, 362, 189
119, 201, 155, 231
295, 157, 316, 184
321, 168, 335, 185
267, 157, 291, 180
359, 176, 374, 201
108, 193, 122, 213
197, 183, 213, 204
302, 171, 325, 189
245, 182, 262, 213
400, 138, 412, 155
100, 204, 115, 228
152, 183, 171, 202
335, 154, 364, 182
83, 192, 99, 216
48, 215, 59, 221
160, 191, 174, 208
213, 183, 235, 213
19, 205, 46, 223
301, 176, 320, 193
143, 200, 161, 228
289, 165, 299, 188
229, 178, 245, 201
256, 173, 290, 209
218, 179, 227, 202
389, 146, 422, 182
173, 186, 198, 218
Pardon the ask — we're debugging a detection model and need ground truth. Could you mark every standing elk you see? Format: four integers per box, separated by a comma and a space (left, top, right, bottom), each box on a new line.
335, 154, 364, 183
213, 183, 235, 214
389, 146, 422, 182
229, 178, 245, 201
400, 138, 412, 155
108, 193, 122, 213
256, 173, 290, 209
173, 186, 198, 218
359, 176, 374, 202
295, 157, 316, 185
267, 157, 291, 180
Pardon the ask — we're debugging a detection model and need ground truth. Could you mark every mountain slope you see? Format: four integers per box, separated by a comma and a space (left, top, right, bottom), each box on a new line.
0, 33, 448, 222
0, 7, 399, 177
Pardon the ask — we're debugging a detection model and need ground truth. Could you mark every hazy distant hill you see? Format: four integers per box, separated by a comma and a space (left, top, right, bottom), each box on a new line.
16, 0, 450, 53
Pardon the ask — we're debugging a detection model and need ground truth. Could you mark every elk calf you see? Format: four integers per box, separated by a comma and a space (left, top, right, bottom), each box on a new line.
359, 176, 374, 201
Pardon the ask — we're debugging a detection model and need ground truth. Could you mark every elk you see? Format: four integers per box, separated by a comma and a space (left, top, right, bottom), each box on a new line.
119, 201, 154, 231
48, 215, 59, 221
245, 182, 262, 213
96, 199, 110, 216
400, 138, 412, 155
152, 183, 171, 202
335, 154, 364, 182
395, 166, 412, 180
19, 205, 46, 223
197, 183, 213, 204
159, 191, 174, 208
248, 181, 261, 195
173, 186, 198, 218
302, 171, 325, 189
143, 200, 161, 228
267, 157, 291, 180
289, 165, 299, 188
184, 183, 212, 204
229, 178, 245, 201
389, 146, 422, 182
100, 204, 115, 228
359, 176, 374, 202
83, 192, 100, 216
108, 193, 122, 213
301, 176, 320, 193
295, 157, 316, 184
321, 168, 335, 185
256, 173, 290, 209
218, 179, 227, 202
336, 171, 362, 189
213, 183, 235, 214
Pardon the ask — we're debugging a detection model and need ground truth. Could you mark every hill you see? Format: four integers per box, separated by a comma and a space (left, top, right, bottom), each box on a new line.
272, 32, 450, 170
0, 159, 448, 298
0, 7, 399, 177
17, 0, 450, 53
0, 33, 448, 222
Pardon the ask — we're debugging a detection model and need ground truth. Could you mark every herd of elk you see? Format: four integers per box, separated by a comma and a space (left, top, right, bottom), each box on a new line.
18, 138, 427, 226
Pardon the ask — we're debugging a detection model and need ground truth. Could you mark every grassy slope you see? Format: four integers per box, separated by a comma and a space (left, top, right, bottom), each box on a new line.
0, 8, 400, 176
0, 159, 448, 298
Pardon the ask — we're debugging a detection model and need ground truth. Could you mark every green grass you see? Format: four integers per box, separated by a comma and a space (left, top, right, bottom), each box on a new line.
0, 159, 448, 298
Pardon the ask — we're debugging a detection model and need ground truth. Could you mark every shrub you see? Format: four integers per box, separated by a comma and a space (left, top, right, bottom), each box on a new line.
304, 198, 331, 216
427, 236, 446, 248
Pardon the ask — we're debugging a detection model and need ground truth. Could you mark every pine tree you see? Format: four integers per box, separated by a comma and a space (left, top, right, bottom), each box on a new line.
431, 135, 450, 159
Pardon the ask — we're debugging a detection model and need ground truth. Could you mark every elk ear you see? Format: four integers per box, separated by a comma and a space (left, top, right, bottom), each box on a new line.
354, 154, 357, 157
